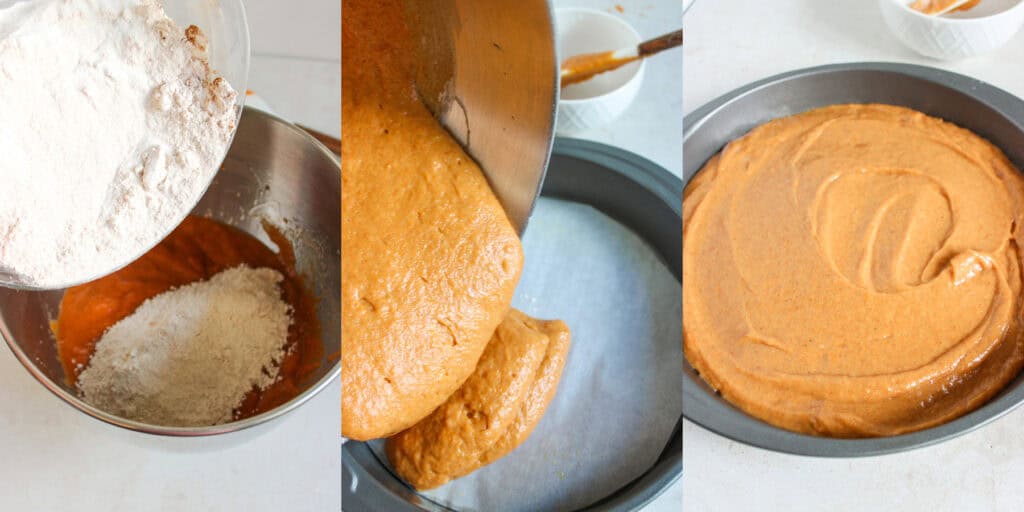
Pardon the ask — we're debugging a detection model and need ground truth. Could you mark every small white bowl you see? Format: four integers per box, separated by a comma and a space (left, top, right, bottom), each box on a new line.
555, 7, 645, 135
878, 0, 1024, 60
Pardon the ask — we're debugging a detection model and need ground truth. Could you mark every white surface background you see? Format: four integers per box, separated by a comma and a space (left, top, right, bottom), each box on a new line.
552, 2, 683, 512
0, 1, 341, 511
684, 1, 1024, 511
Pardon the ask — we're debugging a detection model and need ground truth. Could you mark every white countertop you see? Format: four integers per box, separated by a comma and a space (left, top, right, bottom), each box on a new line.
553, 1, 682, 511
684, 1, 1024, 511
0, 2, 341, 511
247, 0, 340, 138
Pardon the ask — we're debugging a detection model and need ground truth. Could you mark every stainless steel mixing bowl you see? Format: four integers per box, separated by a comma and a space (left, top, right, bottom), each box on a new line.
684, 62, 1024, 456
0, 107, 340, 436
403, 0, 559, 233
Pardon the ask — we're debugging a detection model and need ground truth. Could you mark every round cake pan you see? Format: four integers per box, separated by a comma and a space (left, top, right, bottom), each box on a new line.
683, 62, 1024, 457
342, 138, 682, 512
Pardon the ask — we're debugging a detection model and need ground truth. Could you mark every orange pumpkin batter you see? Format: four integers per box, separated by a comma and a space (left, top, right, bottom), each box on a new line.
386, 309, 571, 490
54, 215, 322, 420
341, 0, 523, 440
684, 104, 1024, 437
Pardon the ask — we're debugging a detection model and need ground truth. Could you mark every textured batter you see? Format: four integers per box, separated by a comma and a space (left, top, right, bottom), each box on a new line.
386, 309, 571, 490
684, 104, 1024, 437
341, 0, 524, 440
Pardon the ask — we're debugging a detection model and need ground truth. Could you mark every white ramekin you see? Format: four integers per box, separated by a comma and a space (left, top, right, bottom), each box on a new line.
555, 7, 645, 135
878, 0, 1024, 60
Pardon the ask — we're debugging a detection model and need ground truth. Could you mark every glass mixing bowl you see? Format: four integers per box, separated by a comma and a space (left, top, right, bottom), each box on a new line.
0, 0, 250, 290
164, 0, 250, 98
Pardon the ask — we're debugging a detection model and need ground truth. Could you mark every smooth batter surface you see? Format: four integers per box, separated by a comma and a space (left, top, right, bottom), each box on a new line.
684, 104, 1024, 437
55, 215, 322, 420
341, 0, 524, 440
386, 309, 571, 490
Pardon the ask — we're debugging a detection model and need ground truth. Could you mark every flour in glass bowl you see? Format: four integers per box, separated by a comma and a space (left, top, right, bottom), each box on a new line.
0, 0, 238, 287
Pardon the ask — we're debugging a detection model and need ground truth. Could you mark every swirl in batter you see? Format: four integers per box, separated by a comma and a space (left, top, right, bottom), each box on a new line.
684, 104, 1024, 437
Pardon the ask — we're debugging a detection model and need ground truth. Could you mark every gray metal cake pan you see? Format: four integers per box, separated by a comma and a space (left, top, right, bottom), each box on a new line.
683, 62, 1024, 457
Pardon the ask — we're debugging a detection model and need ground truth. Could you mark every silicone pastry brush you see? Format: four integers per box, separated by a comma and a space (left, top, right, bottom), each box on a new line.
560, 29, 682, 88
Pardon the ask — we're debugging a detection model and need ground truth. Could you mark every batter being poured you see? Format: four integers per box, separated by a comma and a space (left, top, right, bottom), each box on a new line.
341, 0, 525, 441
342, 0, 572, 491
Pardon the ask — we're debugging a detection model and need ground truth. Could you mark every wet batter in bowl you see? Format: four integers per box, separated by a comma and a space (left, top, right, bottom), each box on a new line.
684, 104, 1024, 437
55, 215, 322, 422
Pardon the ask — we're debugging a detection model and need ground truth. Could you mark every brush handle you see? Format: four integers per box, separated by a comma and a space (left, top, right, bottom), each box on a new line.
638, 30, 683, 57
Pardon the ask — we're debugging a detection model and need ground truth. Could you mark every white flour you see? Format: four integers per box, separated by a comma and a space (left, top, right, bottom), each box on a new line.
77, 266, 292, 427
0, 0, 238, 286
